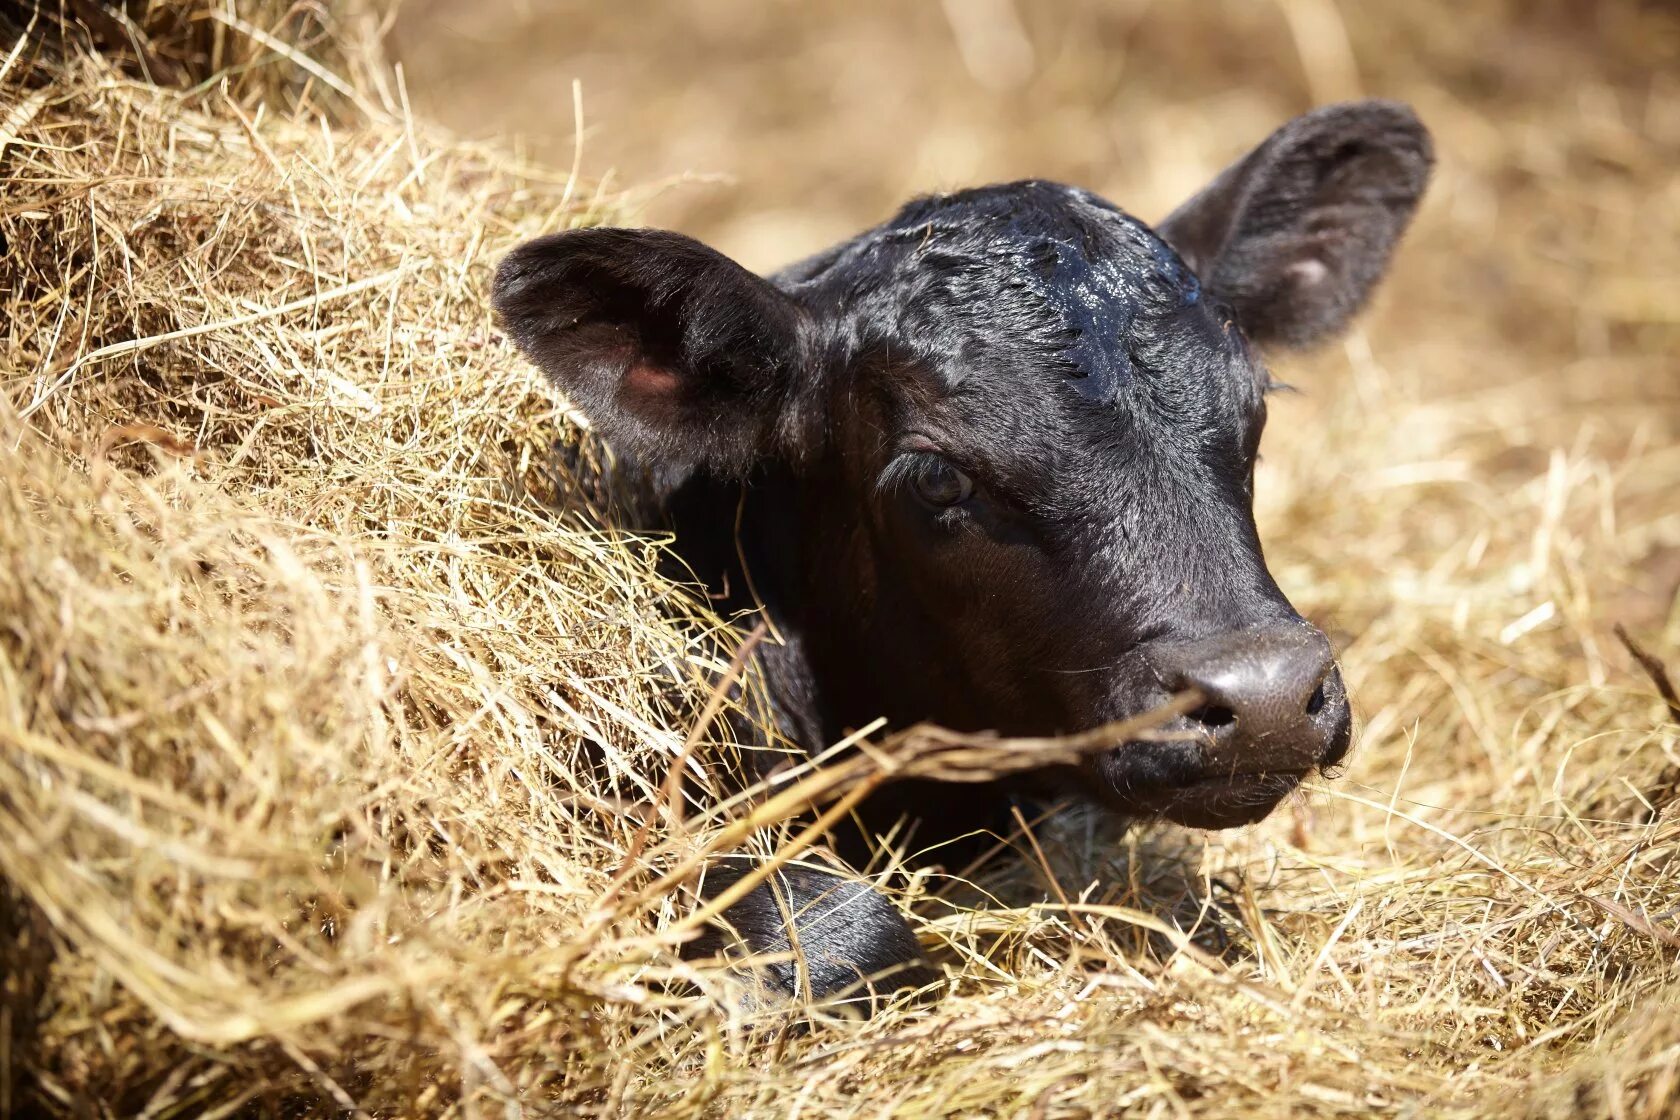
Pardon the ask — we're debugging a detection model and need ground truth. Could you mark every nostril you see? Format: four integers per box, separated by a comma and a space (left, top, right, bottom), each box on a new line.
1188, 703, 1237, 729
1305, 680, 1327, 717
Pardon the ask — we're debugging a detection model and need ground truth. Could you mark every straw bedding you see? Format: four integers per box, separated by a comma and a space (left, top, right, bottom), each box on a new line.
2, 3, 1678, 1117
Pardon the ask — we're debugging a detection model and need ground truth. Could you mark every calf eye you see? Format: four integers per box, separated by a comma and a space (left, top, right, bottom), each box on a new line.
910, 456, 974, 507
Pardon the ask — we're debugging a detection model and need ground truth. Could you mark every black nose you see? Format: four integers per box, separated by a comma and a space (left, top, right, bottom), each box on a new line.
1150, 624, 1349, 775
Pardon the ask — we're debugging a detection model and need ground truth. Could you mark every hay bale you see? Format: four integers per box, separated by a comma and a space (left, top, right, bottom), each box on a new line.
4, 2, 1680, 1117
3, 0, 387, 105
1, 6, 759, 1113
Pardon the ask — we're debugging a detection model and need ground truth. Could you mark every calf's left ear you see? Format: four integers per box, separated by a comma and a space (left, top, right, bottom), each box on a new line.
492, 228, 810, 473
1156, 100, 1433, 348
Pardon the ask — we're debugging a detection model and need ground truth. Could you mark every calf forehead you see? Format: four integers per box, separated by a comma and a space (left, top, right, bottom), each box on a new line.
805, 184, 1255, 477
798, 181, 1208, 405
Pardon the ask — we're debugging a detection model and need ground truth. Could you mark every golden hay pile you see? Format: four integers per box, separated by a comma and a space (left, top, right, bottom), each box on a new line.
3, 3, 1679, 1118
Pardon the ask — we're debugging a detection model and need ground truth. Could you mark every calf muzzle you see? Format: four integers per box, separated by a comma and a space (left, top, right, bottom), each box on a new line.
1095, 623, 1352, 829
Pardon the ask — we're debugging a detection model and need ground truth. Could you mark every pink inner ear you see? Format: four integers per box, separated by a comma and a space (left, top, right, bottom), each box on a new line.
1286, 258, 1331, 286
623, 361, 682, 400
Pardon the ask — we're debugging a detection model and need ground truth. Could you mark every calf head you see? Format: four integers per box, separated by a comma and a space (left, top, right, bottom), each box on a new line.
495, 101, 1432, 831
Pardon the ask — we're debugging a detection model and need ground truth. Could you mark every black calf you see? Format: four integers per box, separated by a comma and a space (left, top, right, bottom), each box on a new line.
494, 100, 1432, 1006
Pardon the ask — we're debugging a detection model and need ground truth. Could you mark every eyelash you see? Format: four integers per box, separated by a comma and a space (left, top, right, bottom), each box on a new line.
877, 450, 977, 506
876, 451, 940, 496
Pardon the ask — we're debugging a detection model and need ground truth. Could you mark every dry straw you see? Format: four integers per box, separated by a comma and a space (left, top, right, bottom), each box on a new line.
3, 2, 1679, 1117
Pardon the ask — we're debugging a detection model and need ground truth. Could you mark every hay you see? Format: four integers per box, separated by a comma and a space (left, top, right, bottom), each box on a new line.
4, 2, 1680, 1117
0, 5, 754, 1112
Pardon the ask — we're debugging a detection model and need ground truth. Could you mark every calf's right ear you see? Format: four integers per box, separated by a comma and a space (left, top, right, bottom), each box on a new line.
492, 229, 810, 473
1156, 100, 1433, 348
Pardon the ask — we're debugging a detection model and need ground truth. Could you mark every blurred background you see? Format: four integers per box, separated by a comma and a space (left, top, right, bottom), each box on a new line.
392, 0, 1680, 625
394, 2, 1673, 259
